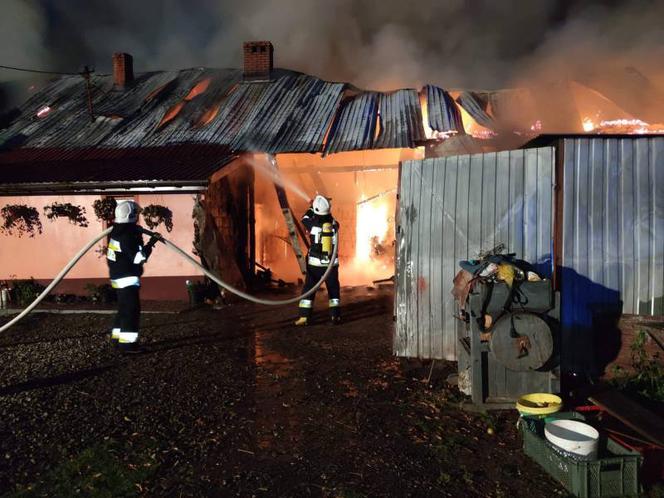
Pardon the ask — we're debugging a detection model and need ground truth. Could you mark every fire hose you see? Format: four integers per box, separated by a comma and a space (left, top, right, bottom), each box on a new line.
0, 227, 338, 333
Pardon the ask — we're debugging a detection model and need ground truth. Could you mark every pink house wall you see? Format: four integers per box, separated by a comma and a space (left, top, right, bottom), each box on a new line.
0, 194, 203, 282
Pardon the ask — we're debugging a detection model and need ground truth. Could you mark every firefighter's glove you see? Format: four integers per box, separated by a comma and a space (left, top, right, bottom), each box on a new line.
146, 232, 163, 250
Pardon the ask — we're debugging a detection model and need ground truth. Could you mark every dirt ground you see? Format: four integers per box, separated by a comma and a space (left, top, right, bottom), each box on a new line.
0, 287, 566, 497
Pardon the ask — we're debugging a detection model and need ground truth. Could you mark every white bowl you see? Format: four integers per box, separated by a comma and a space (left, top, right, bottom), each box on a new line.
544, 419, 599, 459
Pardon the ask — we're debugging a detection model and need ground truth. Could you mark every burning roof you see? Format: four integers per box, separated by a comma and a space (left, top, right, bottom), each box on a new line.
0, 44, 662, 196
0, 68, 464, 155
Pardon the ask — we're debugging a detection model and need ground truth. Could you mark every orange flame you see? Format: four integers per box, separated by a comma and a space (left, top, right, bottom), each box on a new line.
355, 196, 389, 263
582, 117, 596, 132
449, 92, 496, 139
419, 90, 460, 140
185, 78, 211, 101
195, 105, 220, 128
580, 116, 664, 134
344, 192, 395, 285
158, 101, 185, 128
420, 92, 434, 140
374, 108, 382, 142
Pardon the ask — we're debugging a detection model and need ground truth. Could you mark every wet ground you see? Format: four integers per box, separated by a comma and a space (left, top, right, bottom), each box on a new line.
0, 287, 565, 497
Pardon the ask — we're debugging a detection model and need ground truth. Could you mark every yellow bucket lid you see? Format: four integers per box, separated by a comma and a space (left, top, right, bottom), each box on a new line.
516, 393, 562, 415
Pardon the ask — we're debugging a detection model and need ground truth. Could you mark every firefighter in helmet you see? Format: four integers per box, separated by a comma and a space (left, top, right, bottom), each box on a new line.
107, 200, 161, 353
295, 195, 341, 326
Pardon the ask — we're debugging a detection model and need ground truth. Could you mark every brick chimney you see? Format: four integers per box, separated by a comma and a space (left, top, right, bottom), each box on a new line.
243, 41, 273, 81
113, 52, 134, 88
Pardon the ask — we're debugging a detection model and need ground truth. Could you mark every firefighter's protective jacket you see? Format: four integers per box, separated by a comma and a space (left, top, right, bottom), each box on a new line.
106, 224, 151, 288
301, 208, 339, 267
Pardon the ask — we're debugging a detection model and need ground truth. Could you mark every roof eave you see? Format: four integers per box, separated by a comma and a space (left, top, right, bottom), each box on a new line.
0, 180, 208, 196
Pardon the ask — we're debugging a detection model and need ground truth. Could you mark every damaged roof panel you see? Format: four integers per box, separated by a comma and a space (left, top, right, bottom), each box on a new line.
0, 67, 446, 157
324, 92, 379, 154
456, 91, 495, 129
268, 79, 345, 153
425, 85, 464, 133
103, 68, 210, 148
374, 89, 425, 149
230, 74, 310, 151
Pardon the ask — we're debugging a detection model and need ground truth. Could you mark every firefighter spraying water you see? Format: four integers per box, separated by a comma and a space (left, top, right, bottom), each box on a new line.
295, 195, 341, 326
0, 206, 339, 336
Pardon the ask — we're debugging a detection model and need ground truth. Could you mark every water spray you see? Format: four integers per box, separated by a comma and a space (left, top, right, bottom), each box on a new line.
0, 227, 337, 333
246, 154, 310, 202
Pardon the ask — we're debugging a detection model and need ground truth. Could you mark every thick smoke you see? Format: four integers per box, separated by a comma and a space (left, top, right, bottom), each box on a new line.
0, 0, 49, 74
1, 0, 663, 98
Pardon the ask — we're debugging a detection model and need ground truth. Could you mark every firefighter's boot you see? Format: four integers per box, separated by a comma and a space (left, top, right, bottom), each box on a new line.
294, 317, 309, 326
329, 299, 341, 325
110, 328, 120, 349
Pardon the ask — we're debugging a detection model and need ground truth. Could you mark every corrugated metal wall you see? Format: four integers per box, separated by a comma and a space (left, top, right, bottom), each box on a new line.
395, 147, 555, 360
561, 136, 664, 373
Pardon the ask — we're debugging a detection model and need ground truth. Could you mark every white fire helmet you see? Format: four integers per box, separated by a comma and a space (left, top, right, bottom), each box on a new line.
312, 195, 330, 215
114, 200, 140, 224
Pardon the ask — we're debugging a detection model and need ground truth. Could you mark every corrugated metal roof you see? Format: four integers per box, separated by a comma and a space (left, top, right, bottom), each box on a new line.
324, 92, 379, 154
455, 91, 495, 129
0, 68, 437, 156
424, 85, 464, 133
0, 144, 235, 192
374, 89, 425, 149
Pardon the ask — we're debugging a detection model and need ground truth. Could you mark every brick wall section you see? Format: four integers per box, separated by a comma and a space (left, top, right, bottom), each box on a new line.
602, 315, 664, 378
112, 52, 134, 87
243, 41, 273, 80
204, 164, 255, 289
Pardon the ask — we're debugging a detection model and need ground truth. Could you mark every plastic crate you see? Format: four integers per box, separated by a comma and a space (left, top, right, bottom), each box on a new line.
521, 413, 642, 497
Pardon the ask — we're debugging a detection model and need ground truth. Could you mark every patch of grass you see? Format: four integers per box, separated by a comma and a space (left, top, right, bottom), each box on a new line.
5, 440, 157, 498
436, 471, 452, 485
337, 489, 367, 498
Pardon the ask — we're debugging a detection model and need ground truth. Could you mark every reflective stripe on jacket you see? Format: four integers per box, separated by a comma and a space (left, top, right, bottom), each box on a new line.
107, 224, 150, 281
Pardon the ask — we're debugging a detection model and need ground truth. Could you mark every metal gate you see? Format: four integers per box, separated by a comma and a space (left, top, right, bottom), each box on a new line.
395, 147, 555, 360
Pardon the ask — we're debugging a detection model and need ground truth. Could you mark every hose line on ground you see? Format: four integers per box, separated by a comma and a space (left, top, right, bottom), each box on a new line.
0, 227, 113, 333
0, 228, 337, 332
158, 231, 337, 306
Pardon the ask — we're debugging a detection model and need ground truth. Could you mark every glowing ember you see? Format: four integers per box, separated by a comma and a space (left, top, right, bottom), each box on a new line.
582, 117, 596, 132
419, 91, 459, 140
420, 92, 434, 140
374, 109, 382, 142
158, 101, 185, 128
580, 116, 663, 134
597, 118, 664, 134
601, 118, 647, 128
185, 78, 211, 101
456, 102, 496, 139
36, 105, 52, 119
195, 105, 220, 127
530, 120, 542, 131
